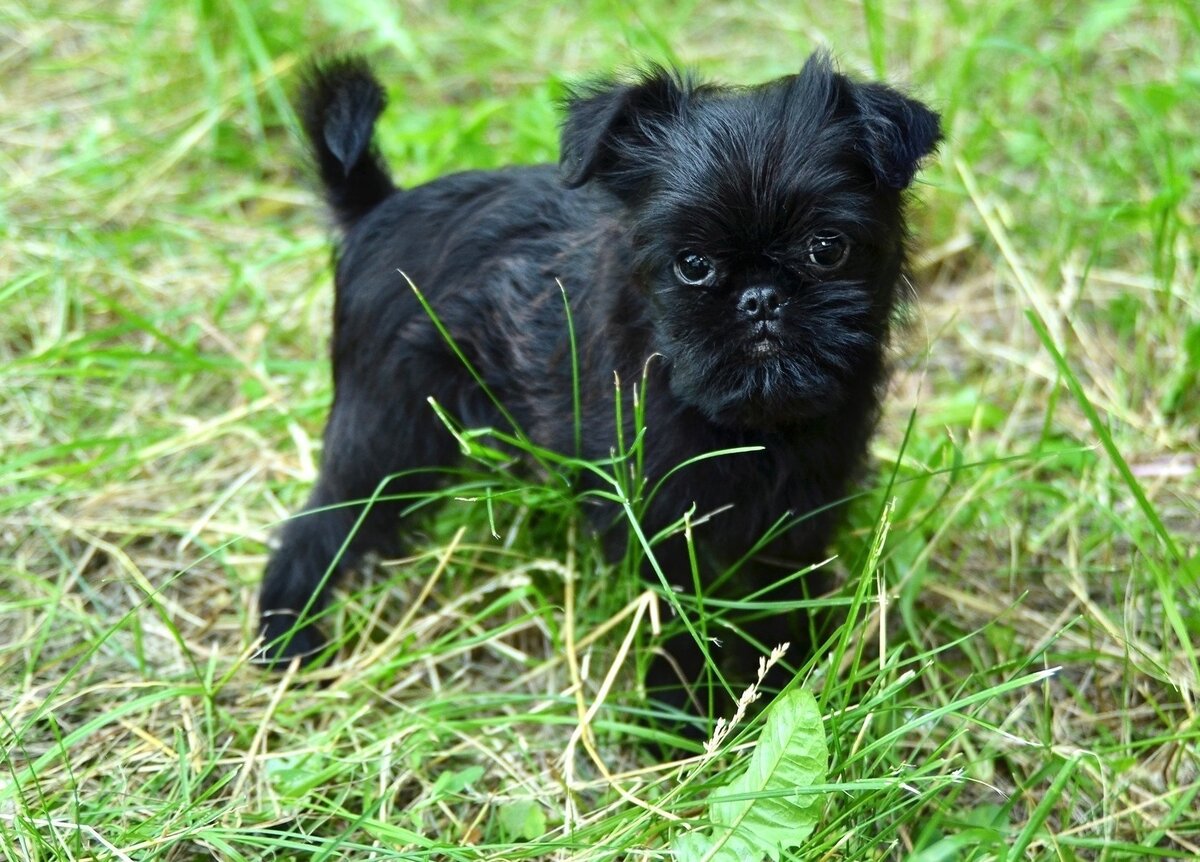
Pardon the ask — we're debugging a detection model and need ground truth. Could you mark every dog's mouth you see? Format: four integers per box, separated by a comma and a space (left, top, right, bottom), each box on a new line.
748, 338, 780, 358
743, 322, 783, 359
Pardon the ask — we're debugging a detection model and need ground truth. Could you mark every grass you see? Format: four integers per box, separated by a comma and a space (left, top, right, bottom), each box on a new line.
2, 0, 1198, 859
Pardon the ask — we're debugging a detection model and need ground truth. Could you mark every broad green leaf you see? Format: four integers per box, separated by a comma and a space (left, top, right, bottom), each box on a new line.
497, 799, 547, 841
670, 688, 827, 862
430, 764, 484, 798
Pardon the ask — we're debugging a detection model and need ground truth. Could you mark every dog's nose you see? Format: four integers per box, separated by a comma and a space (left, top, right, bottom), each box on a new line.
737, 285, 781, 321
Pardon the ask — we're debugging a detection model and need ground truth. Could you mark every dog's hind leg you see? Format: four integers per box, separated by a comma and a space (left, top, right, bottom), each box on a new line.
255, 372, 470, 667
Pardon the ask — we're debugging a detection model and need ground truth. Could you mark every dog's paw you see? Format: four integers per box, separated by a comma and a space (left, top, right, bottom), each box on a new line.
252, 610, 329, 669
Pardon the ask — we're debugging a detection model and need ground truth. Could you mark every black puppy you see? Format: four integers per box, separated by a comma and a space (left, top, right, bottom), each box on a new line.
257, 53, 940, 706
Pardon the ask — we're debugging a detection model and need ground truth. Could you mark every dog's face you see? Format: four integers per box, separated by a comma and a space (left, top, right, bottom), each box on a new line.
561, 53, 941, 428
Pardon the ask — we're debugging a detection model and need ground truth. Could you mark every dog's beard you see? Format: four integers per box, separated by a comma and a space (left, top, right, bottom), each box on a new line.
655, 278, 883, 427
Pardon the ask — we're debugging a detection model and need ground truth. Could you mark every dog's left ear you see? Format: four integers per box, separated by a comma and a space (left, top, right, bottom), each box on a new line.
850, 81, 942, 190
559, 68, 691, 200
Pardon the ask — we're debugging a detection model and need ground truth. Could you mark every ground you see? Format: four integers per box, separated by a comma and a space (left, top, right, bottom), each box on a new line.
1, 1, 1198, 860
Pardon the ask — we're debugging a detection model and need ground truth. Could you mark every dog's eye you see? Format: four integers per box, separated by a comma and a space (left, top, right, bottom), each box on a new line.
806, 231, 850, 270
673, 252, 717, 286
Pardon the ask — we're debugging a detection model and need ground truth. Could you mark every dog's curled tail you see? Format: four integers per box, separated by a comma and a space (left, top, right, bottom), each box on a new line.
297, 56, 395, 231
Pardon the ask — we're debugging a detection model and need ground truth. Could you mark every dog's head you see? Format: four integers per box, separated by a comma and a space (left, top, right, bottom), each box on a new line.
560, 52, 941, 428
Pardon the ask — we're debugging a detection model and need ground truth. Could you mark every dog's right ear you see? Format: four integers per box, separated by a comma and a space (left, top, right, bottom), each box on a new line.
559, 68, 691, 201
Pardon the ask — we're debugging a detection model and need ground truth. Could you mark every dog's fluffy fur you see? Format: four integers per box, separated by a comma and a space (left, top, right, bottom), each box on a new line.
257, 54, 940, 703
